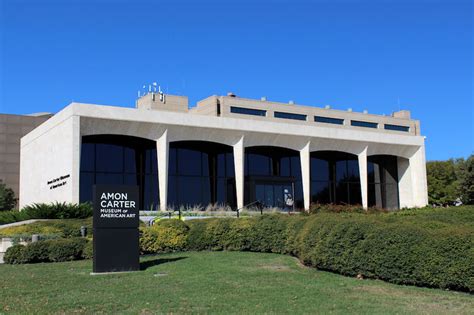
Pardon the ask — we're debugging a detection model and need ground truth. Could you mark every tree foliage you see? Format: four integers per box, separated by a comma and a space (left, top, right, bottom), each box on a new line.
427, 155, 474, 205
0, 181, 17, 211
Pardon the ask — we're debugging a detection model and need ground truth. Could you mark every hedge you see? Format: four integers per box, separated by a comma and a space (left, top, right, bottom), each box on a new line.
143, 214, 473, 292
0, 202, 92, 225
4, 238, 89, 264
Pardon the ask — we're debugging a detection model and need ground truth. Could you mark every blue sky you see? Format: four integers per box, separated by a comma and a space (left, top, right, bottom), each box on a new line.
0, 0, 472, 160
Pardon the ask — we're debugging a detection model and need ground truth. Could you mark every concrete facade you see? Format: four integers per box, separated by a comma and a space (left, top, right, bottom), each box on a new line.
0, 113, 52, 207
19, 93, 428, 210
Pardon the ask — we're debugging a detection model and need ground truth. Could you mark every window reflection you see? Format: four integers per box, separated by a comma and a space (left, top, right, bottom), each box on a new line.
310, 151, 361, 206
79, 135, 159, 210
368, 155, 399, 209
168, 141, 236, 209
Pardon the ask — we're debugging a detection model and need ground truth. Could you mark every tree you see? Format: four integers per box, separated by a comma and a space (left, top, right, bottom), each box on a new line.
456, 155, 474, 204
0, 181, 17, 211
426, 160, 460, 205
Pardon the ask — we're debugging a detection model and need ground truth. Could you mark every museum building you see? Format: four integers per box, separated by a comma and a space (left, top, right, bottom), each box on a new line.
19, 92, 428, 210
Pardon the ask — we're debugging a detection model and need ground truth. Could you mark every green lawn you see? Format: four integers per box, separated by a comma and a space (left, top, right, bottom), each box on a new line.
1, 251, 472, 314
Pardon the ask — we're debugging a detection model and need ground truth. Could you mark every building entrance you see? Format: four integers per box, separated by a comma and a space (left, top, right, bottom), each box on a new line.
255, 182, 294, 209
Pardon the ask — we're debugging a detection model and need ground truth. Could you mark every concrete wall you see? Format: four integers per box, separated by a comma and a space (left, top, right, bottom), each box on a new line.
0, 113, 51, 208
191, 95, 420, 136
19, 102, 428, 210
20, 110, 80, 208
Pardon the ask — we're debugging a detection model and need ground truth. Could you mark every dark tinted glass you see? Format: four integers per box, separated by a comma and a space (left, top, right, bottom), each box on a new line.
280, 157, 291, 176
247, 153, 271, 176
367, 155, 400, 209
80, 143, 95, 172
311, 158, 330, 181
311, 181, 331, 204
314, 116, 344, 125
384, 124, 409, 132
178, 148, 202, 176
336, 160, 347, 182
96, 173, 123, 185
347, 160, 360, 181
168, 141, 235, 209
169, 148, 177, 175
351, 120, 378, 128
226, 153, 235, 177
274, 111, 306, 121
96, 144, 123, 172
335, 182, 349, 204
79, 173, 94, 203
230, 106, 266, 116
80, 135, 159, 207
124, 147, 136, 173
291, 156, 302, 179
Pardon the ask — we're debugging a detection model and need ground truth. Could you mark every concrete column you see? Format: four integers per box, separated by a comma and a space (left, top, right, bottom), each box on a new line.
358, 147, 368, 209
300, 141, 311, 211
233, 136, 245, 210
71, 116, 81, 204
156, 130, 169, 211
397, 157, 412, 208
409, 145, 429, 207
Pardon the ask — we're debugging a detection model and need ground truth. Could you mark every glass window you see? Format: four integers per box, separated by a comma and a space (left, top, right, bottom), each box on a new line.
274, 111, 306, 121
351, 120, 378, 128
168, 141, 236, 209
384, 124, 409, 132
247, 153, 271, 176
291, 156, 302, 179
178, 148, 202, 176
314, 116, 344, 125
368, 155, 400, 209
96, 173, 123, 185
280, 157, 291, 176
79, 173, 94, 203
311, 158, 330, 181
311, 181, 331, 204
124, 147, 137, 173
96, 144, 123, 172
230, 106, 266, 116
80, 143, 95, 172
80, 135, 159, 207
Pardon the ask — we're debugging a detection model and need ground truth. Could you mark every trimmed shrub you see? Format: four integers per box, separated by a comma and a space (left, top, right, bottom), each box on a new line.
178, 209, 474, 292
4, 244, 27, 264
0, 211, 30, 225
82, 240, 93, 259
21, 202, 92, 219
47, 238, 87, 262
0, 203, 92, 225
140, 219, 189, 254
3, 238, 88, 264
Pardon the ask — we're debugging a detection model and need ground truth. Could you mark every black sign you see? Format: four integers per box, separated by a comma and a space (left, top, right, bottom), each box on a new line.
93, 185, 140, 273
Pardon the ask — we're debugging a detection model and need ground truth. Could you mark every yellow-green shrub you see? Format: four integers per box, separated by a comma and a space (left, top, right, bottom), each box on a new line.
140, 219, 189, 253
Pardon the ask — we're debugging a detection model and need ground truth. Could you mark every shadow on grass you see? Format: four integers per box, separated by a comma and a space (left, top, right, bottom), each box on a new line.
140, 256, 188, 270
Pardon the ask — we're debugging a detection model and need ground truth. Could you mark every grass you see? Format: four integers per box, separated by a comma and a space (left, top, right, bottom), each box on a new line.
1, 251, 473, 314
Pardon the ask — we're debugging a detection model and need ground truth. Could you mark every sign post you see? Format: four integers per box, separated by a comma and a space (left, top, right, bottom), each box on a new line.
93, 185, 140, 273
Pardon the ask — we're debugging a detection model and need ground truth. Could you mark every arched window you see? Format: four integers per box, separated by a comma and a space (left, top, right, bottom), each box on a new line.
168, 141, 236, 209
368, 155, 399, 209
244, 146, 303, 209
310, 151, 361, 205
80, 135, 159, 210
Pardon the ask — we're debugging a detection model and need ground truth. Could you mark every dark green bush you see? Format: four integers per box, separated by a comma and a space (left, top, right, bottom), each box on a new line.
4, 244, 26, 264
47, 238, 87, 262
179, 210, 474, 292
4, 238, 88, 264
0, 211, 30, 225
0, 203, 92, 225
82, 240, 93, 259
21, 241, 51, 263
21, 202, 92, 219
